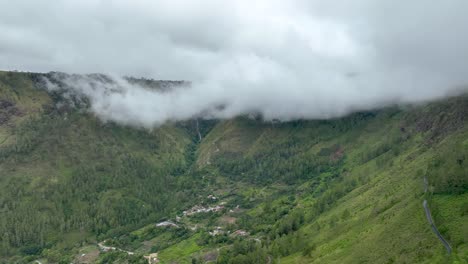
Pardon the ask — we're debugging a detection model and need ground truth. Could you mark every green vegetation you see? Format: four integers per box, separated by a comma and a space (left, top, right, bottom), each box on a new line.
0, 71, 466, 263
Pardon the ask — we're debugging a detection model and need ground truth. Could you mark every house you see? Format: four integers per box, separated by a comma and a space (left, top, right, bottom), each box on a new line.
144, 253, 159, 264
231, 229, 249, 237
156, 220, 179, 228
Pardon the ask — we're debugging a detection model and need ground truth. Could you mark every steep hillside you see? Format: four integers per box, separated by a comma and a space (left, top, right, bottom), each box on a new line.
0, 71, 466, 264
0, 71, 200, 261
193, 99, 467, 263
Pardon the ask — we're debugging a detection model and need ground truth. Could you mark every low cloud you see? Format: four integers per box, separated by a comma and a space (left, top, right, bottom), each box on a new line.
2, 0, 468, 126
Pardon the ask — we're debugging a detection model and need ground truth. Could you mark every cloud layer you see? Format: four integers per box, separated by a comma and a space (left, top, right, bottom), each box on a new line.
2, 0, 468, 125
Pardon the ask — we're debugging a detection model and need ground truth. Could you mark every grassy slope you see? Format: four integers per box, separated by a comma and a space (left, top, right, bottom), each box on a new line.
195, 99, 467, 263
281, 131, 467, 263
0, 71, 51, 147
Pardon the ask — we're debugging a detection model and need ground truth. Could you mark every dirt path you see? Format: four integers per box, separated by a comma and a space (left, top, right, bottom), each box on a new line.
98, 241, 135, 255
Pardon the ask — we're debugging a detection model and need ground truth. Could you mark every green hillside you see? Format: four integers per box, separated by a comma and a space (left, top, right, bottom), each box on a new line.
0, 71, 466, 264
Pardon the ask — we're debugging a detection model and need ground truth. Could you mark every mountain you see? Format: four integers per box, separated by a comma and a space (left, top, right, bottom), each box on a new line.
0, 70, 466, 264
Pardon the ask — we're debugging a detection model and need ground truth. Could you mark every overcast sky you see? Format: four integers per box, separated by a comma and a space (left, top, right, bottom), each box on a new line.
1, 0, 468, 125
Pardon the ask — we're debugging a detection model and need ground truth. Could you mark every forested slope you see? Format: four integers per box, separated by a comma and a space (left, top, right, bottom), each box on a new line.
0, 71, 201, 260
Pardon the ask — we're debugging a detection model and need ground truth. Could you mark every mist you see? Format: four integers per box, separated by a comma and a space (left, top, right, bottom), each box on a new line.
45, 70, 466, 128
2, 0, 468, 126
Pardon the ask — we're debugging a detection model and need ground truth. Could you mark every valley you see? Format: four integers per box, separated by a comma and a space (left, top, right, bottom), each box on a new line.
0, 71, 467, 263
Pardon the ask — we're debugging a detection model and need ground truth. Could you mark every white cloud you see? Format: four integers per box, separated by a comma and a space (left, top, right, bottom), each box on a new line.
1, 0, 468, 126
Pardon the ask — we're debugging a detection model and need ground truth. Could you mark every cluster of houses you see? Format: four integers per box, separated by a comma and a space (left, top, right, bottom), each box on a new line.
207, 194, 218, 200
231, 229, 249, 237
183, 204, 225, 216
208, 226, 249, 237
94, 195, 251, 264
209, 226, 225, 236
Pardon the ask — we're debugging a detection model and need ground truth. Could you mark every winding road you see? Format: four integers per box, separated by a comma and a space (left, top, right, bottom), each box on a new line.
422, 200, 452, 254
422, 177, 451, 254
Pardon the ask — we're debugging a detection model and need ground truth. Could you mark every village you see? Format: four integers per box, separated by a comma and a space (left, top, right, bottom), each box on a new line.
69, 194, 252, 264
